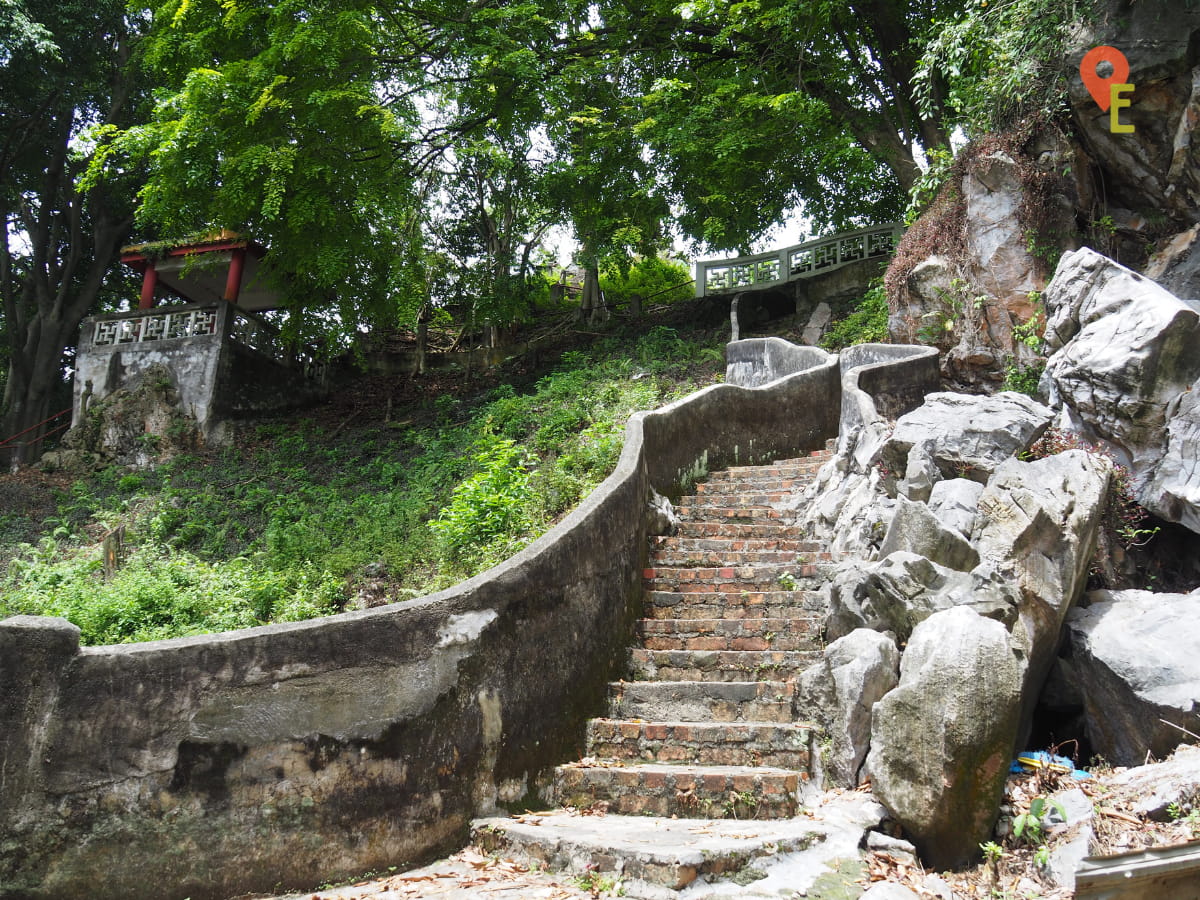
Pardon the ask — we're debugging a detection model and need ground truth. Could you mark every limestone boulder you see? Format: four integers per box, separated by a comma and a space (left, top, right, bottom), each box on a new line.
882, 391, 1052, 481
1065, 589, 1200, 767
1040, 247, 1200, 525
973, 451, 1110, 730
646, 488, 679, 536
1144, 386, 1200, 533
797, 629, 900, 788
877, 496, 979, 572
867, 607, 1024, 869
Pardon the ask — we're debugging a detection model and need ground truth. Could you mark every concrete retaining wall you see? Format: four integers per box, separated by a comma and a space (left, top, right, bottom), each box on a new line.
1, 358, 842, 900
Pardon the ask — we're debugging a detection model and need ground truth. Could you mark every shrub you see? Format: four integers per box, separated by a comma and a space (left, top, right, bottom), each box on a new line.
821, 281, 889, 350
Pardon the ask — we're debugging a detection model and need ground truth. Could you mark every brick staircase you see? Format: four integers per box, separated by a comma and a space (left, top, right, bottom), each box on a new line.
475, 445, 842, 890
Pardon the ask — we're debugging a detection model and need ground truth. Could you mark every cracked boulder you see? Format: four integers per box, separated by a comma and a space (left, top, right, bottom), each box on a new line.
1064, 589, 1200, 767
797, 629, 900, 789
1041, 247, 1200, 529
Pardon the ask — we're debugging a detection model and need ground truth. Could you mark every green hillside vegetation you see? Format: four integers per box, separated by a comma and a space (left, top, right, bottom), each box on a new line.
0, 320, 726, 645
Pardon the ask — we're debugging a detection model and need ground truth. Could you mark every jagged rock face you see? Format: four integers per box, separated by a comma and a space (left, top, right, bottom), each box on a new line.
796, 629, 899, 788
64, 364, 202, 469
877, 497, 980, 572
1145, 223, 1200, 299
867, 607, 1024, 869
1065, 588, 1200, 767
1069, 0, 1200, 225
887, 137, 1078, 389
1041, 246, 1200, 527
826, 551, 1016, 645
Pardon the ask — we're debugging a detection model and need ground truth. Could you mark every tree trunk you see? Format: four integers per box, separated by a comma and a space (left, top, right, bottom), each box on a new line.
578, 263, 603, 325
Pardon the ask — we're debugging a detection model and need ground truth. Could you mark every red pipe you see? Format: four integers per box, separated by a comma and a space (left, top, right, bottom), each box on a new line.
0, 407, 72, 449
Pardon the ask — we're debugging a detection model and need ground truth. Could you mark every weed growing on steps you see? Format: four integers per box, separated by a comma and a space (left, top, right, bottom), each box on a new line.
1, 327, 724, 644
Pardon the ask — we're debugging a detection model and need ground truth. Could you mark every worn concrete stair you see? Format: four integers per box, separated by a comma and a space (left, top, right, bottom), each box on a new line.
472, 446, 837, 891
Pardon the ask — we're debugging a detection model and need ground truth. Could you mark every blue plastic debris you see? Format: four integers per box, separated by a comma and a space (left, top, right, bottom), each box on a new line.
1011, 750, 1091, 780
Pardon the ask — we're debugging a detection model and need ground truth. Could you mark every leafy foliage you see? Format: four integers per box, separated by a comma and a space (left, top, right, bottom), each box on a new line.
598, 256, 693, 310
820, 281, 890, 351
915, 0, 1098, 137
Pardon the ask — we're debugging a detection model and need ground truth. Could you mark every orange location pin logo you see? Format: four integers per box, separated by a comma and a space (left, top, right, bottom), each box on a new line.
1080, 46, 1130, 112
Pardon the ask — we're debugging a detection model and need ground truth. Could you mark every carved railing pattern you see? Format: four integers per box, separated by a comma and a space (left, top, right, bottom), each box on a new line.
92, 308, 219, 346
696, 223, 903, 296
88, 305, 327, 383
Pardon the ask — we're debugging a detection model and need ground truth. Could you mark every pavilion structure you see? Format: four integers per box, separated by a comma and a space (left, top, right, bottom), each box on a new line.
72, 232, 329, 443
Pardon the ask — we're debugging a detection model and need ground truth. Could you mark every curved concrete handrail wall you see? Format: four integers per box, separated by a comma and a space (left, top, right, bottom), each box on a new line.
1, 358, 842, 900
725, 338, 832, 388
838, 343, 940, 459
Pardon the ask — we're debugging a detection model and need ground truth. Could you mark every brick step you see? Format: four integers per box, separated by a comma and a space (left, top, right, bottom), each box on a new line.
674, 521, 800, 539
705, 461, 827, 483
643, 563, 823, 593
650, 548, 834, 568
643, 590, 827, 620
586, 719, 813, 769
675, 504, 786, 521
679, 490, 791, 508
551, 762, 801, 819
650, 548, 809, 567
629, 649, 821, 682
637, 617, 823, 652
694, 478, 807, 495
607, 680, 796, 723
652, 535, 825, 554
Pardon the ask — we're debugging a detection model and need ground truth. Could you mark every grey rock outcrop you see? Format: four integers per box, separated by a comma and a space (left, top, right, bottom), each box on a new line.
1145, 224, 1200, 300
646, 488, 679, 536
878, 496, 979, 572
815, 436, 1109, 870
927, 478, 983, 539
826, 552, 1016, 646
1065, 589, 1200, 767
867, 607, 1024, 869
882, 392, 1052, 482
1040, 246, 1200, 529
797, 629, 900, 788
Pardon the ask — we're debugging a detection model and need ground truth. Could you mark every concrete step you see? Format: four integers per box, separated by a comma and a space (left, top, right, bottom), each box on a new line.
607, 679, 796, 723
643, 563, 823, 593
642, 590, 826, 621
550, 761, 801, 819
586, 719, 813, 769
471, 812, 839, 893
629, 648, 821, 682
637, 617, 823, 653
